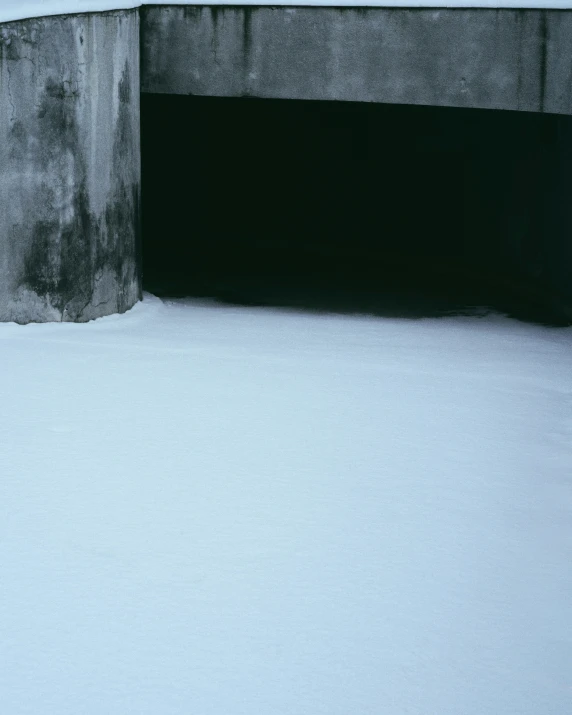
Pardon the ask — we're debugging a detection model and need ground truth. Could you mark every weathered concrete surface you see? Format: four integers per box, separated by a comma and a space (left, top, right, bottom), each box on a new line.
0, 10, 141, 323
141, 6, 572, 115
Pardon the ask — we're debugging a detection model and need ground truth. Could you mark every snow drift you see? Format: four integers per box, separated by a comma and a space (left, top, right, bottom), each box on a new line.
1, 295, 571, 714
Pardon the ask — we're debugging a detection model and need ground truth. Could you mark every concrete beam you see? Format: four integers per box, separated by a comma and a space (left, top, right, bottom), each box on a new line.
141, 6, 572, 115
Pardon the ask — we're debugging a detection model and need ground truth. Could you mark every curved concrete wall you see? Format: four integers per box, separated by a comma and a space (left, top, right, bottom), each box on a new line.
0, 10, 141, 323
141, 6, 572, 115
1, 5, 572, 322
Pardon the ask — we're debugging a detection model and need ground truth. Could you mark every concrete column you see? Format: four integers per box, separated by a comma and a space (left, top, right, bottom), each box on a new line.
0, 10, 141, 323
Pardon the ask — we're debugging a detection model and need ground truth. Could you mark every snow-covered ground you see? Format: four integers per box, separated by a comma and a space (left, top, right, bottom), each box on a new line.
1, 294, 571, 714
1, 1, 571, 26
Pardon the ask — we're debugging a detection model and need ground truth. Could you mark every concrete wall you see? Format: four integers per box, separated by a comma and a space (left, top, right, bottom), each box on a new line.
1, 5, 571, 323
141, 7, 572, 115
0, 10, 141, 323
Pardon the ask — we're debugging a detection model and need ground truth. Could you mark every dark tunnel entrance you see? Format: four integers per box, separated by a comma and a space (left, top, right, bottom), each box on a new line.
141, 94, 572, 323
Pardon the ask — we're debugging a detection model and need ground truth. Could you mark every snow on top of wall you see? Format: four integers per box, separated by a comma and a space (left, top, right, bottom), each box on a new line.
1, 0, 571, 25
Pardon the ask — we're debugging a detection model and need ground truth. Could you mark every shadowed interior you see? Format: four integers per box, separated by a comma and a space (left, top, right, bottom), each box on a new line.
141, 94, 570, 323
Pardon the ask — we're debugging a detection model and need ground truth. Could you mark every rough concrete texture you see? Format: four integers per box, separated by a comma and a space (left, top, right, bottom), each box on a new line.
0, 10, 141, 323
141, 6, 572, 115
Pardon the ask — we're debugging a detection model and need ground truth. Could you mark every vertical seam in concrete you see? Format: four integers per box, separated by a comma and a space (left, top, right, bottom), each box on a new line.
539, 10, 548, 112
135, 7, 143, 296
5, 58, 16, 122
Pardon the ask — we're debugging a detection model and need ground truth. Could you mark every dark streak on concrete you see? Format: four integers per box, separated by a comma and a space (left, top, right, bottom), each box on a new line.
539, 12, 548, 112
243, 8, 253, 64
23, 76, 91, 315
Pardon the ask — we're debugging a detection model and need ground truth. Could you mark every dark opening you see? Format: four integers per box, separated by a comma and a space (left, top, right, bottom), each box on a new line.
141, 94, 572, 323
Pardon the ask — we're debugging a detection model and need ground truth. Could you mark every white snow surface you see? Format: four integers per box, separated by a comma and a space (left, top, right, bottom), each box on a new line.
1, 294, 572, 714
1, 0, 571, 25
